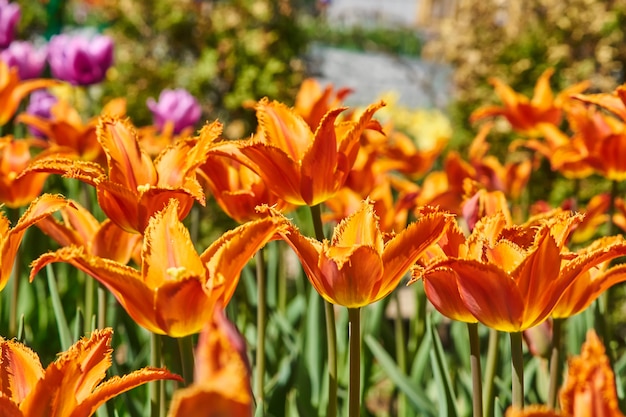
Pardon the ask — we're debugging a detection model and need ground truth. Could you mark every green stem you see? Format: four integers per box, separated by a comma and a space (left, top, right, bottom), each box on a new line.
255, 249, 267, 415
547, 318, 563, 409
393, 291, 407, 417
597, 179, 620, 359
483, 329, 499, 417
97, 285, 107, 330
309, 204, 337, 417
178, 335, 195, 386
150, 332, 163, 417
84, 274, 94, 332
468, 322, 483, 417
510, 331, 524, 410
348, 308, 361, 417
278, 246, 287, 313
8, 207, 21, 338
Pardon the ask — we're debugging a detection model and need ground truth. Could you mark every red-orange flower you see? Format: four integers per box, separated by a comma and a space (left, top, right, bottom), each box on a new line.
505, 330, 625, 417
36, 199, 141, 264
0, 193, 72, 291
0, 61, 59, 126
294, 78, 352, 130
412, 211, 626, 332
196, 122, 293, 222
569, 85, 626, 181
551, 250, 626, 319
470, 68, 589, 136
0, 328, 181, 417
262, 200, 451, 308
30, 198, 286, 337
23, 117, 217, 233
0, 137, 52, 208
17, 98, 126, 163
214, 98, 385, 206
199, 155, 293, 223
168, 308, 252, 416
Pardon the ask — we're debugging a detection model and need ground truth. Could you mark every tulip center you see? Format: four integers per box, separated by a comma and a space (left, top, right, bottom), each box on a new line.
166, 266, 187, 280
137, 183, 152, 193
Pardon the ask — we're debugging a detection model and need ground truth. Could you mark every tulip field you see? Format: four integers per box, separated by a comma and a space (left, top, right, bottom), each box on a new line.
2, 1, 626, 417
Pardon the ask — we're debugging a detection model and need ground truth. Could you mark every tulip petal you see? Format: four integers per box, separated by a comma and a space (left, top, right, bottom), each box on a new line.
331, 200, 383, 251
155, 121, 223, 193
318, 245, 384, 307
18, 328, 113, 416
452, 260, 525, 332
142, 199, 206, 288
1, 194, 72, 291
0, 396, 22, 417
418, 266, 478, 323
202, 216, 286, 305
16, 157, 105, 186
153, 278, 216, 337
97, 116, 157, 191
238, 142, 304, 205
381, 211, 450, 294
504, 404, 561, 417
0, 337, 44, 404
300, 107, 344, 205
71, 368, 182, 417
91, 220, 141, 264
337, 100, 385, 165
559, 330, 624, 417
29, 246, 162, 334
255, 98, 313, 160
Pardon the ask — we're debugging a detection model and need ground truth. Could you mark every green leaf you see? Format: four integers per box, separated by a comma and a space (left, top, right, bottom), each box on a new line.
46, 265, 73, 351
365, 334, 436, 416
428, 313, 459, 417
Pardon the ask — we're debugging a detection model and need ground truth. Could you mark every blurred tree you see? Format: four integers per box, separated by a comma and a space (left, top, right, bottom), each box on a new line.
18, 0, 310, 138
422, 0, 626, 147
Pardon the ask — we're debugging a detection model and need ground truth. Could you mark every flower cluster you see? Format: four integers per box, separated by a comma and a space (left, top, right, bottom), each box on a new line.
1, 1, 626, 415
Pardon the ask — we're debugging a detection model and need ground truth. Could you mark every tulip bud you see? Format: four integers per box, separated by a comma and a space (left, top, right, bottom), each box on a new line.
25, 90, 58, 137
0, 0, 20, 49
0, 41, 47, 79
48, 32, 114, 85
146, 88, 202, 134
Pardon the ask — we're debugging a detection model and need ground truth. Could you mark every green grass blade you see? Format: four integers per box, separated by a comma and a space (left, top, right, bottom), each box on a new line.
364, 334, 436, 416
46, 264, 73, 351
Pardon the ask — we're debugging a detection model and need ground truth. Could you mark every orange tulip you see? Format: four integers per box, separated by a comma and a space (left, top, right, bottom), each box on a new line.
30, 198, 286, 337
214, 98, 385, 206
414, 218, 479, 323
0, 328, 181, 417
23, 117, 217, 233
0, 137, 51, 208
412, 211, 626, 332
568, 86, 626, 181
294, 78, 352, 130
198, 123, 294, 223
552, 248, 626, 319
168, 307, 253, 417
36, 199, 141, 264
0, 61, 59, 126
559, 330, 624, 417
0, 193, 72, 291
17, 98, 126, 163
261, 199, 451, 308
505, 330, 625, 417
470, 68, 589, 136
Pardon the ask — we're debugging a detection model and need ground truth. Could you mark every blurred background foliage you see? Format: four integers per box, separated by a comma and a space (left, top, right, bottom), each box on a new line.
423, 0, 626, 147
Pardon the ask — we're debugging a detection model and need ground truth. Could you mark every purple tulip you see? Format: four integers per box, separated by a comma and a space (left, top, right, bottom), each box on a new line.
146, 88, 202, 134
0, 0, 20, 50
25, 90, 57, 137
48, 32, 114, 86
0, 41, 47, 79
